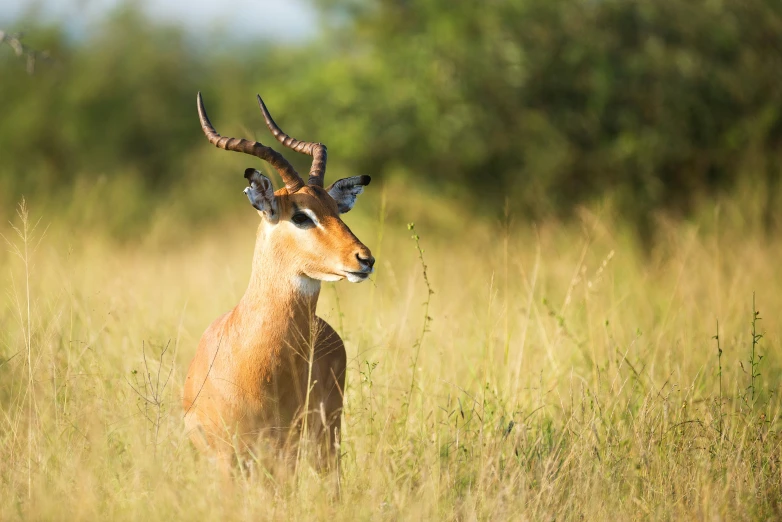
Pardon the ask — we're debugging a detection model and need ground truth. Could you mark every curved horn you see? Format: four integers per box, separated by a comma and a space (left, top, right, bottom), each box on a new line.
197, 92, 305, 193
256, 94, 327, 187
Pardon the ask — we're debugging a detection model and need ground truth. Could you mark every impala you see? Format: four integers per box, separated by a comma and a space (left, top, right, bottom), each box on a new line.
183, 92, 373, 474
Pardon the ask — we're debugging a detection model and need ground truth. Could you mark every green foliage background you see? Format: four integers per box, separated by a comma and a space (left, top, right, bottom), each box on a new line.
2, 0, 781, 238
2, 4, 782, 519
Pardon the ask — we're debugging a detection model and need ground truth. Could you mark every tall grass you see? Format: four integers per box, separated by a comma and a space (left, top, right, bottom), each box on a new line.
0, 190, 780, 520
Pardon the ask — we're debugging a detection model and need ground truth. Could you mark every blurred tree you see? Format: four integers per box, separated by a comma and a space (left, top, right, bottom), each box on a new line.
0, 29, 48, 73
1, 0, 781, 240
308, 0, 782, 237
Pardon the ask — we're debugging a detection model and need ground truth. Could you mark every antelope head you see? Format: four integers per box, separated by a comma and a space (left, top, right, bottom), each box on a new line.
197, 93, 374, 284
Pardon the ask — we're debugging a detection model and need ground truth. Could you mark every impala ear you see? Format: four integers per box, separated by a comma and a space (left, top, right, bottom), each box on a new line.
327, 175, 371, 214
244, 168, 278, 221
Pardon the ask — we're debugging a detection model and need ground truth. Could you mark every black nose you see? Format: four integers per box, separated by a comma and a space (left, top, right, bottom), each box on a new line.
356, 252, 375, 269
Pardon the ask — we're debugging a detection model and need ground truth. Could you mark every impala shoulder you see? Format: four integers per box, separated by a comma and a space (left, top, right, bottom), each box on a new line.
202, 310, 232, 338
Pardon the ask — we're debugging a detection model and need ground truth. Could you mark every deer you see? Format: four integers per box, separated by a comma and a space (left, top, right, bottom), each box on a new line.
182, 92, 374, 477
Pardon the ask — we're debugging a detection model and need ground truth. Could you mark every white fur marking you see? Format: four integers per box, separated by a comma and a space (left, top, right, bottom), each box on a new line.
300, 208, 321, 228
295, 276, 322, 295
346, 272, 370, 283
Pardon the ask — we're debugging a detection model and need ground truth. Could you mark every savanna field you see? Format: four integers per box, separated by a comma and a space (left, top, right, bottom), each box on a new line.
2, 1, 782, 519
1, 183, 780, 521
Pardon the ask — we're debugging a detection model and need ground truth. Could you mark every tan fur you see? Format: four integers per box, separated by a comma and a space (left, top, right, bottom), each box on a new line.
182, 186, 372, 474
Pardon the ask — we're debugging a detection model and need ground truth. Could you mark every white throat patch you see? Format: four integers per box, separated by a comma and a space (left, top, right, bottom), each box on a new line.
294, 276, 322, 296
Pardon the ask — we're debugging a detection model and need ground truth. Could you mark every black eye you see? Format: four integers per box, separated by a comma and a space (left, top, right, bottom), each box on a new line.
291, 212, 314, 227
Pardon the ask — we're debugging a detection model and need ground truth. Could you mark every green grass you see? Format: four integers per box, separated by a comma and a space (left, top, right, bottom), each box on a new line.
0, 191, 780, 520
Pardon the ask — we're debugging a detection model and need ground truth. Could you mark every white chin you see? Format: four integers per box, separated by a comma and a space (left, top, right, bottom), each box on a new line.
316, 273, 343, 282
346, 272, 369, 283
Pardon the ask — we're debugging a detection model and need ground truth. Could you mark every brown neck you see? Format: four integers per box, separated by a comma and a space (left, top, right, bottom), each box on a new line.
233, 224, 321, 349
